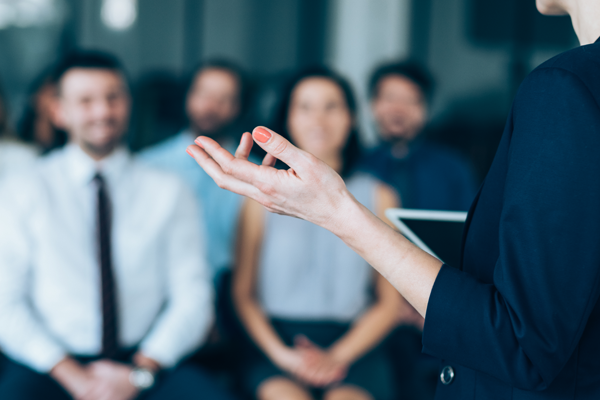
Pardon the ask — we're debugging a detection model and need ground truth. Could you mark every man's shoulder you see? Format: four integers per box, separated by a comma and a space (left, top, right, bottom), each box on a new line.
360, 144, 391, 165
129, 156, 189, 192
0, 151, 63, 208
413, 142, 467, 166
9, 147, 64, 180
138, 132, 193, 161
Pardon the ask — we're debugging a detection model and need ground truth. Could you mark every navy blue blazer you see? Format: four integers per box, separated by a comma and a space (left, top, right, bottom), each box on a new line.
422, 38, 600, 398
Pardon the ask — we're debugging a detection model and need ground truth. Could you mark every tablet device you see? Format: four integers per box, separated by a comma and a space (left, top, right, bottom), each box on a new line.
385, 208, 468, 268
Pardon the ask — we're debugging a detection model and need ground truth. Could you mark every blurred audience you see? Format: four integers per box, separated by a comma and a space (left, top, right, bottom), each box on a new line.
362, 61, 477, 211
0, 82, 38, 178
17, 68, 68, 152
233, 67, 401, 400
0, 51, 235, 400
140, 59, 247, 284
362, 61, 477, 400
128, 71, 187, 152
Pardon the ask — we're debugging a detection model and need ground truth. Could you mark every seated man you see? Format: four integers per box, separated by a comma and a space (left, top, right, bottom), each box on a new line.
0, 51, 235, 400
363, 61, 477, 212
362, 61, 478, 400
140, 60, 247, 284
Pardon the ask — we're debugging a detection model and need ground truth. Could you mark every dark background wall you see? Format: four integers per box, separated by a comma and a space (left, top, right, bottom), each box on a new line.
0, 0, 578, 180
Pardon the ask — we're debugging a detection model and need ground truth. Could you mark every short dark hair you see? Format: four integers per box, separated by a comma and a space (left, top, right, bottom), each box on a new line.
186, 58, 248, 111
368, 60, 434, 102
52, 50, 127, 90
272, 66, 362, 178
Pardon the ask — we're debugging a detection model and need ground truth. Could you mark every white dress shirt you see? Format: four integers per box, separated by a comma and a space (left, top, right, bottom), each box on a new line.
0, 144, 213, 373
0, 139, 38, 179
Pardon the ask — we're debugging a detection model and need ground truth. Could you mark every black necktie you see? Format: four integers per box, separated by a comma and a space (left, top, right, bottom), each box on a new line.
94, 173, 119, 359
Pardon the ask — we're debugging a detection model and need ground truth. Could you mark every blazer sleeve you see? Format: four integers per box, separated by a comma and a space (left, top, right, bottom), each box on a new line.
422, 67, 600, 391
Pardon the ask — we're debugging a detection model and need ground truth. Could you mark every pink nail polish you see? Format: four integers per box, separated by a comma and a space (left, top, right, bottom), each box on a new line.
186, 148, 194, 156
253, 127, 272, 143
194, 138, 204, 149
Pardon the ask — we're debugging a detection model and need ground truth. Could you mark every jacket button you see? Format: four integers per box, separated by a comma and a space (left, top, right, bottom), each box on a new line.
440, 366, 455, 385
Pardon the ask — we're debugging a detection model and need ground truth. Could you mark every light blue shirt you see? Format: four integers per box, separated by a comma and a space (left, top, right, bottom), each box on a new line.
258, 173, 378, 322
139, 130, 245, 280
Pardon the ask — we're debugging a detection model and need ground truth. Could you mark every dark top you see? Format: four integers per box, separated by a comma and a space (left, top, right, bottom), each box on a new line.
360, 142, 477, 211
423, 38, 600, 398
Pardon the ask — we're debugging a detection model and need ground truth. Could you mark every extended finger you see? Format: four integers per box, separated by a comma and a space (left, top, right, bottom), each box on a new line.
195, 136, 265, 184
252, 126, 312, 174
187, 145, 261, 197
234, 132, 254, 160
262, 153, 277, 167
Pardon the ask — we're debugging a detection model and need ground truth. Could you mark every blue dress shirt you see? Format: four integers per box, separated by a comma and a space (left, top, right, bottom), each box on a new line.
360, 142, 477, 211
140, 130, 245, 280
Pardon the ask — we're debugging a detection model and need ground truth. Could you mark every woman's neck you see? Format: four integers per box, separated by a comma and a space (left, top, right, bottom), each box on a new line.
569, 1, 600, 45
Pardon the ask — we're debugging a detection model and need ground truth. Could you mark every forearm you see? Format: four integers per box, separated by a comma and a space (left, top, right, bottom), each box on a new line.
329, 302, 398, 365
140, 292, 213, 368
236, 296, 288, 360
49, 357, 89, 395
327, 195, 442, 317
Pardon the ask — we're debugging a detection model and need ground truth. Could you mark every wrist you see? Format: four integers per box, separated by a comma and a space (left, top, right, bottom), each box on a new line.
267, 342, 290, 361
49, 357, 88, 395
322, 190, 362, 236
133, 352, 161, 373
129, 366, 155, 392
328, 345, 353, 366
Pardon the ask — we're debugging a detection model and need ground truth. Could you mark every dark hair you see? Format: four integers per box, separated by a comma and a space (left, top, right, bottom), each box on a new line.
368, 60, 434, 102
272, 66, 362, 178
52, 50, 127, 90
17, 67, 67, 150
186, 58, 248, 113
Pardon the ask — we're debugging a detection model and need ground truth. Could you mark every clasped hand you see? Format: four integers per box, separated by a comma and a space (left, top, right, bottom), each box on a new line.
52, 357, 139, 400
77, 360, 139, 400
274, 335, 349, 388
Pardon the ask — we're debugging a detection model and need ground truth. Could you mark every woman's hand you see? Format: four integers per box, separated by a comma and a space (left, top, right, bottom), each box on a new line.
186, 126, 355, 231
270, 345, 310, 377
188, 125, 442, 318
295, 336, 348, 387
269, 340, 347, 388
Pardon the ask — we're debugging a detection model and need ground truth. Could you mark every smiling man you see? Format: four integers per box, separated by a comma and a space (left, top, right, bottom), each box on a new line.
0, 51, 235, 400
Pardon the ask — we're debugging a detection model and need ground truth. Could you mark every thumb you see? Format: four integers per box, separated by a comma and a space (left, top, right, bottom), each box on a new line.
294, 334, 316, 349
252, 126, 309, 172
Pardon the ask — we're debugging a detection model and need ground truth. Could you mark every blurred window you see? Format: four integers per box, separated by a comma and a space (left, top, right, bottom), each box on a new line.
101, 0, 137, 31
0, 0, 65, 30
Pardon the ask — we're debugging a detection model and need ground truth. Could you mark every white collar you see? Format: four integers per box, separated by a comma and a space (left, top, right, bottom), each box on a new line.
64, 144, 130, 187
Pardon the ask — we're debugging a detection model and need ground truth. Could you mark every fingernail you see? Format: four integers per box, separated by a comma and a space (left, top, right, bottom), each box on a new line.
194, 138, 204, 149
186, 147, 193, 156
253, 127, 272, 143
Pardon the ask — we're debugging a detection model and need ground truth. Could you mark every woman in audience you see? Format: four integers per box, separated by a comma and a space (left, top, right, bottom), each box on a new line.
0, 82, 38, 178
234, 67, 402, 400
